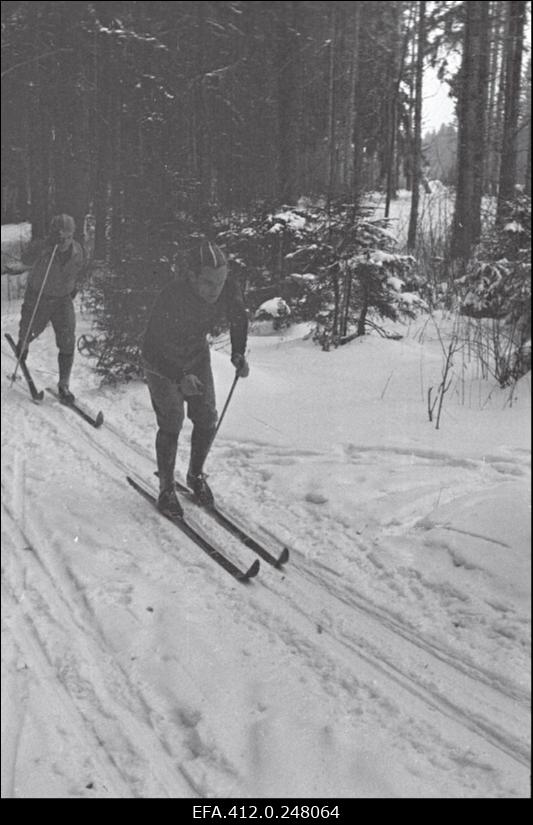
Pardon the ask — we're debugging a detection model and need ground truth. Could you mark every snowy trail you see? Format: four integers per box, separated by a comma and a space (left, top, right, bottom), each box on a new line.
2, 349, 528, 797
1, 308, 530, 797
65, 378, 531, 706
220, 443, 530, 694
43, 391, 531, 768
2, 379, 253, 795
1, 401, 205, 796
235, 448, 530, 698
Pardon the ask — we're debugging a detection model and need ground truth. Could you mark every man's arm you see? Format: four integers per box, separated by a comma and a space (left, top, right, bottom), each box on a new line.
225, 275, 248, 359
71, 242, 89, 297
20, 239, 46, 268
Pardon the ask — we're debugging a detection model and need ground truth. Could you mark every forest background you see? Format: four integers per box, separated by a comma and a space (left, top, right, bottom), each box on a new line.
1, 1, 531, 387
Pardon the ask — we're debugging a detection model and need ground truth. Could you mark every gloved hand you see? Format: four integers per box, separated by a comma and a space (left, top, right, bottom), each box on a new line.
231, 353, 250, 378
179, 373, 204, 396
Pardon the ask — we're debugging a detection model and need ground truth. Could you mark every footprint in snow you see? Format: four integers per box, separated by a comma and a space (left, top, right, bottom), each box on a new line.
305, 491, 329, 505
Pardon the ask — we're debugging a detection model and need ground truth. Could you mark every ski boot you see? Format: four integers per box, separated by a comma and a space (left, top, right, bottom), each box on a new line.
157, 486, 184, 519
187, 472, 215, 508
58, 383, 75, 404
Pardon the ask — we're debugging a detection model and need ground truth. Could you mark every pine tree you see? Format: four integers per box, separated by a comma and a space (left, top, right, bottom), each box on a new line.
497, 0, 527, 222
451, 1, 491, 260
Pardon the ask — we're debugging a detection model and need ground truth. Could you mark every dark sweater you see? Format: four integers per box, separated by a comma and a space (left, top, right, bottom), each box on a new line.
22, 239, 85, 298
142, 275, 248, 381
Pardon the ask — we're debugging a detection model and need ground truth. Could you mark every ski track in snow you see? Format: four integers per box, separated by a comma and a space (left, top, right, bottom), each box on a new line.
227, 445, 530, 672
1, 379, 248, 797
1, 329, 530, 798
95, 397, 531, 703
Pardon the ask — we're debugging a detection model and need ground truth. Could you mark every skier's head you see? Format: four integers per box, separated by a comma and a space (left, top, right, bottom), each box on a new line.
186, 236, 228, 304
49, 214, 75, 250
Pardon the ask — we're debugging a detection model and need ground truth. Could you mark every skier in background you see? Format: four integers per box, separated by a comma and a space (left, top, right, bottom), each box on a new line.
15, 213, 85, 403
142, 235, 249, 519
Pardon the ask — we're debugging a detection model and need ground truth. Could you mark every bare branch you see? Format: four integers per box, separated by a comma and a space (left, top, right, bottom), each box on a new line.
1, 48, 74, 80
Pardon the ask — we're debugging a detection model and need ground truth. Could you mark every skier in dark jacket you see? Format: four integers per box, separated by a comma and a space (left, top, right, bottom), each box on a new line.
16, 213, 85, 403
142, 236, 249, 518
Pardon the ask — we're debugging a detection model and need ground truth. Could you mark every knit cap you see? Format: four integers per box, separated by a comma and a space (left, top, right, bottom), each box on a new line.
50, 214, 76, 234
199, 238, 227, 278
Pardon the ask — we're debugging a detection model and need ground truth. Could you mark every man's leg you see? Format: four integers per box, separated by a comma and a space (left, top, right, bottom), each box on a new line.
144, 363, 185, 518
186, 354, 218, 505
51, 296, 76, 401
17, 291, 52, 358
156, 429, 179, 492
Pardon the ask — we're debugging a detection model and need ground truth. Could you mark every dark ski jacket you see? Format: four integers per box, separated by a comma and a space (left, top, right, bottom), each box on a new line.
142, 274, 248, 381
22, 239, 85, 299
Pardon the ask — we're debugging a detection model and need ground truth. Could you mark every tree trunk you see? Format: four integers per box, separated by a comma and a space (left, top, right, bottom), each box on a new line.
524, 59, 532, 194
407, 1, 426, 251
348, 4, 362, 204
484, 2, 503, 196
497, 0, 527, 222
28, 67, 51, 238
451, 1, 491, 260
526, 118, 532, 195
277, 2, 300, 204
384, 96, 398, 217
326, 4, 339, 202
94, 35, 112, 260
385, 3, 410, 218
192, 3, 210, 212
109, 68, 123, 267
491, 3, 508, 194
55, 48, 91, 241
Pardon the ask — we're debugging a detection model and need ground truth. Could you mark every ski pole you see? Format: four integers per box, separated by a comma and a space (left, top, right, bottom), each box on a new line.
213, 372, 240, 442
200, 371, 241, 470
10, 244, 58, 386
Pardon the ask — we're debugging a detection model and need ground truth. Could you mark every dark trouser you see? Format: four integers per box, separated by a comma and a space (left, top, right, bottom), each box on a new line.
18, 292, 76, 386
144, 353, 218, 492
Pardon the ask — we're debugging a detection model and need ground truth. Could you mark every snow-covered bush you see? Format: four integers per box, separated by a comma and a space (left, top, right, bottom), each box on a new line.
79, 259, 161, 382
457, 194, 531, 386
82, 200, 425, 380
304, 206, 422, 349
219, 202, 424, 350
216, 206, 320, 321
253, 297, 292, 331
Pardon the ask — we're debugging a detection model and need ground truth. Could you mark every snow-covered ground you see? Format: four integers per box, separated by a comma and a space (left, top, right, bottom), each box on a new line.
1, 223, 531, 799
363, 186, 456, 250
363, 185, 498, 254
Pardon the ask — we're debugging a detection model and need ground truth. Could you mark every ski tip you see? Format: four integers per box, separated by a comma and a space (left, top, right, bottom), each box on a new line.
277, 547, 290, 567
126, 476, 140, 493
243, 558, 260, 581
95, 411, 104, 427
